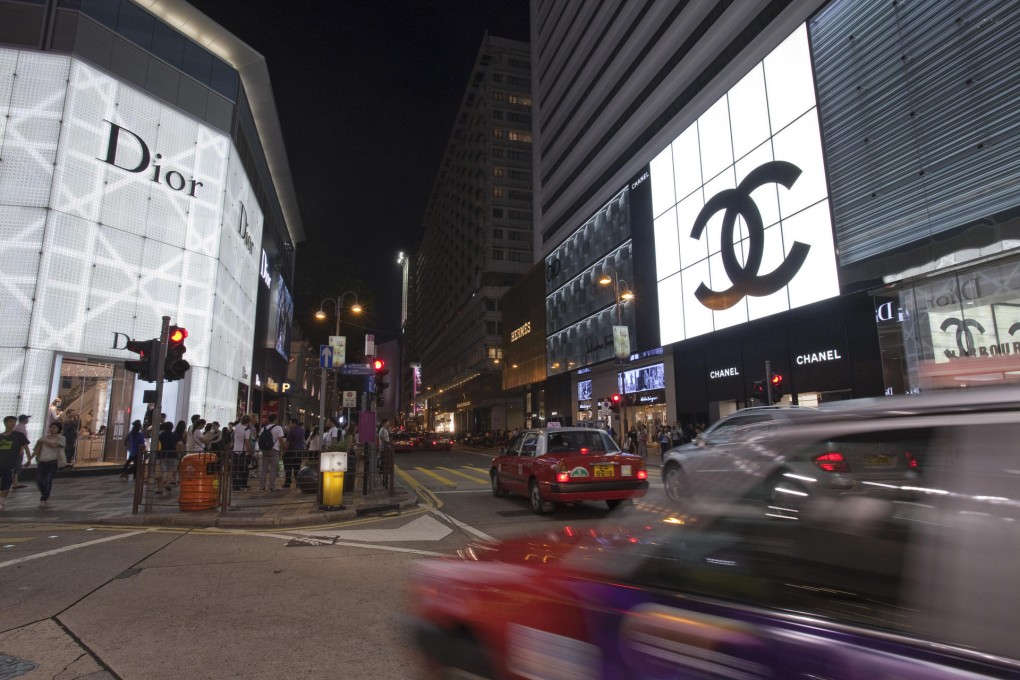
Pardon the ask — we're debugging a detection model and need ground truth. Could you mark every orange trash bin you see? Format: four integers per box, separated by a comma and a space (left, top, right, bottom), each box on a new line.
179, 453, 220, 511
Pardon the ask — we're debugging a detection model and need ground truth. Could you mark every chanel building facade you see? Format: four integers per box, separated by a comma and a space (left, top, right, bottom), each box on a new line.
0, 0, 302, 462
530, 0, 1020, 426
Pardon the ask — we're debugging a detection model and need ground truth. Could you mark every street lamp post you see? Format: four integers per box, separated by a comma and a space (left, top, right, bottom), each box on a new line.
314, 291, 362, 442
599, 266, 634, 442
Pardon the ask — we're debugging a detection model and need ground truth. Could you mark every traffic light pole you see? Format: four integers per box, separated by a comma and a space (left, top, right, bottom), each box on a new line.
133, 316, 169, 515
765, 360, 773, 406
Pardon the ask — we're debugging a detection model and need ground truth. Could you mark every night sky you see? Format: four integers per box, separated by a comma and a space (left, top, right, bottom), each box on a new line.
185, 0, 531, 338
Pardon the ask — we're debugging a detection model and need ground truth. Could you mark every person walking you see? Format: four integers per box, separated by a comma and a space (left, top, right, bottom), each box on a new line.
322, 418, 339, 449
155, 422, 178, 496
186, 418, 206, 453
30, 421, 65, 507
231, 415, 252, 492
61, 408, 80, 467
120, 420, 145, 480
12, 414, 32, 489
282, 418, 305, 489
257, 414, 284, 492
0, 415, 31, 511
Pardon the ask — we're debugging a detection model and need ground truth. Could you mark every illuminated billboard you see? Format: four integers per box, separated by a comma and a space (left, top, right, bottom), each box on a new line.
649, 25, 839, 345
0, 48, 263, 424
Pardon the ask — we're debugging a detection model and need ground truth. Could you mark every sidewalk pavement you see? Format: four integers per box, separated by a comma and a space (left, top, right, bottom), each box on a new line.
0, 468, 418, 528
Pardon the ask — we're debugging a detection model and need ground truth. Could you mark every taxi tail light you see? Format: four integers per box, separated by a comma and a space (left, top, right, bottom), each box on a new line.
813, 451, 849, 473
637, 469, 648, 481
580, 447, 589, 455
905, 451, 918, 468
556, 472, 570, 483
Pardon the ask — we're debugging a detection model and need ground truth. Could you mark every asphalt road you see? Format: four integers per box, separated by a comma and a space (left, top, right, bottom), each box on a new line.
0, 444, 663, 679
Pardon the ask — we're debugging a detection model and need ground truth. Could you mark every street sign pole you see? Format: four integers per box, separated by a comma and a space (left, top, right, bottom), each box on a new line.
134, 316, 169, 515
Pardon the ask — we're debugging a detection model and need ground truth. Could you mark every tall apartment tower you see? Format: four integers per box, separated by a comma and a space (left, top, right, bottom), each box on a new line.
415, 34, 533, 435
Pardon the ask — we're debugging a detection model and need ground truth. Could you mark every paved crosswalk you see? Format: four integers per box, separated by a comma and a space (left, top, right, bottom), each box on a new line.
398, 462, 662, 491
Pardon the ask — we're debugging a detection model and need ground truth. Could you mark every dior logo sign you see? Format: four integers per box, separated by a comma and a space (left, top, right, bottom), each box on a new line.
690, 161, 809, 310
237, 203, 255, 254
98, 121, 203, 197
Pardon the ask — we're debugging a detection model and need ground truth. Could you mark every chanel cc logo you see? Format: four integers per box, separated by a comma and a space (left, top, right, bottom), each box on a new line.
941, 317, 985, 358
1011, 321, 1020, 336
690, 161, 810, 310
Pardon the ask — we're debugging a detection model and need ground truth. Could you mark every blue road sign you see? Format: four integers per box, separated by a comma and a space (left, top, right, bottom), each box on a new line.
339, 363, 374, 376
319, 345, 333, 368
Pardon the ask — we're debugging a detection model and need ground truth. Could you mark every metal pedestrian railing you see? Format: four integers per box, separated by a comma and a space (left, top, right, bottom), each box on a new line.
131, 443, 397, 515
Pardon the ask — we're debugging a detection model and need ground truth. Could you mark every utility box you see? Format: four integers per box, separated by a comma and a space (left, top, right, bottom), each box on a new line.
319, 451, 347, 510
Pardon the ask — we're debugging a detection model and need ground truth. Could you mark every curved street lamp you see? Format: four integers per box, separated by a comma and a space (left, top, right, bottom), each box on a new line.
314, 291, 363, 441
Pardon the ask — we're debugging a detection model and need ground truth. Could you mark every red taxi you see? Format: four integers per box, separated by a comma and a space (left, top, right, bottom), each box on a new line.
490, 427, 648, 513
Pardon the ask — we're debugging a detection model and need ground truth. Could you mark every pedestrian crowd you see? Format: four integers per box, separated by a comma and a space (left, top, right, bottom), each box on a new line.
0, 400, 82, 510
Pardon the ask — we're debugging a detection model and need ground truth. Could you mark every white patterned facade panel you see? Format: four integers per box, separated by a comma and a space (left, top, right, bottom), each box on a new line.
18, 348, 55, 441
136, 238, 186, 332
186, 365, 208, 423
0, 52, 68, 207
0, 347, 26, 416
177, 250, 217, 367
30, 212, 102, 351
81, 228, 147, 356
0, 49, 17, 113
203, 368, 237, 427
0, 205, 45, 347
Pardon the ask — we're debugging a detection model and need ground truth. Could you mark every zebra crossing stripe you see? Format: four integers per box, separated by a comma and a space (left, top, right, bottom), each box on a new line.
415, 467, 458, 486
437, 467, 490, 484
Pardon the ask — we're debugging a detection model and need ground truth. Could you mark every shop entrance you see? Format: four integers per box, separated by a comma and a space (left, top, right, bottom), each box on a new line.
53, 355, 135, 467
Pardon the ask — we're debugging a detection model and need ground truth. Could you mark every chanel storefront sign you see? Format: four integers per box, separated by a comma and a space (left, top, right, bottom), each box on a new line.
796, 349, 843, 365
651, 24, 839, 344
709, 367, 740, 379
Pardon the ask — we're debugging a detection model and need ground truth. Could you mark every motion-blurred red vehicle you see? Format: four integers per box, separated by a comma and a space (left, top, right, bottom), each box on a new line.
490, 427, 648, 513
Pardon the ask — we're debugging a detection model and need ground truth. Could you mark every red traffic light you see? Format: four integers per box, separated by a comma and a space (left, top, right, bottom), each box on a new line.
611, 393, 621, 404
373, 358, 386, 371
770, 373, 783, 386
169, 326, 188, 344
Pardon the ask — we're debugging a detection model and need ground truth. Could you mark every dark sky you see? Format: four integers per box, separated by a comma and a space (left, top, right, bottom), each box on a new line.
186, 0, 531, 333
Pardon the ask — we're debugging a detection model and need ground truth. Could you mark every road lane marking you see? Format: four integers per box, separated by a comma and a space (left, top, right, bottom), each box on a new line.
294, 515, 453, 542
415, 467, 458, 486
437, 467, 490, 484
0, 530, 147, 570
428, 507, 496, 543
245, 531, 446, 557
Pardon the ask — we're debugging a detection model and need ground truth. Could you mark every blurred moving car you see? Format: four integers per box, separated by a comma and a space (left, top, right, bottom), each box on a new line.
490, 427, 648, 513
661, 403, 924, 519
422, 432, 453, 451
391, 432, 418, 452
406, 388, 1020, 678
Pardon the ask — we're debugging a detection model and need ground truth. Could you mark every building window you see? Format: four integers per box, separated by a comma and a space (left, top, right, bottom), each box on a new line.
485, 298, 500, 312
492, 167, 504, 177
493, 91, 504, 101
493, 208, 504, 218
508, 131, 532, 143
492, 148, 504, 158
486, 324, 502, 337
492, 187, 504, 198
493, 73, 503, 83
493, 110, 503, 120
508, 94, 531, 107
493, 228, 504, 238
492, 128, 504, 139
492, 249, 504, 260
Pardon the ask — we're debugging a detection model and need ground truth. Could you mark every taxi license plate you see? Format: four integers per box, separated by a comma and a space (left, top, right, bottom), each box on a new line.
864, 454, 893, 467
593, 464, 614, 478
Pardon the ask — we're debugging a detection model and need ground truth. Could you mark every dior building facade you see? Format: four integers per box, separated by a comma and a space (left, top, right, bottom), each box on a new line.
0, 0, 302, 462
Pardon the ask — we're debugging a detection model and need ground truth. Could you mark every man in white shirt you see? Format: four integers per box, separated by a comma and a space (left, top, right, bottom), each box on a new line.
231, 414, 252, 491
321, 418, 339, 449
258, 414, 285, 492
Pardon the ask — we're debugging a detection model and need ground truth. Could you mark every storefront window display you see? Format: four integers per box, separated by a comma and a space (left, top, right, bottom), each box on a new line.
876, 259, 1020, 393
51, 355, 134, 466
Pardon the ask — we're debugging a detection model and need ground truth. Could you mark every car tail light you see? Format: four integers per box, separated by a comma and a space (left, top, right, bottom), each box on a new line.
637, 469, 648, 480
580, 447, 589, 455
813, 451, 849, 473
556, 472, 570, 483
905, 451, 918, 468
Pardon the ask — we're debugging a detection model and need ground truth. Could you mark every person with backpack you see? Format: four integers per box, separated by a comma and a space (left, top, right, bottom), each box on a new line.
257, 414, 285, 492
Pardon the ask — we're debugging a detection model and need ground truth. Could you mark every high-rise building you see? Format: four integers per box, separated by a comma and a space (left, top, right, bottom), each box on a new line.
529, 1, 1020, 430
415, 34, 533, 435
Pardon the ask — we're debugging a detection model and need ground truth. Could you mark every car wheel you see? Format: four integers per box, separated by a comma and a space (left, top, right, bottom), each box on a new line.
765, 475, 807, 520
490, 471, 506, 497
529, 479, 548, 514
663, 464, 690, 504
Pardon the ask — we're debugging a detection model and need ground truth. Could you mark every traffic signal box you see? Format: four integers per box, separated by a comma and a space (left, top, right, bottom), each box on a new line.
125, 338, 159, 381
610, 393, 622, 413
164, 326, 190, 382
374, 359, 389, 406
769, 373, 784, 402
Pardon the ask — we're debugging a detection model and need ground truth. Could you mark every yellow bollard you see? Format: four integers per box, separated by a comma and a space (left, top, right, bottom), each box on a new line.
319, 451, 347, 510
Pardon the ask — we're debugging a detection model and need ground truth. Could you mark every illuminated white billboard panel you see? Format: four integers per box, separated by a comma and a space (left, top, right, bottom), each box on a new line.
0, 48, 264, 426
650, 25, 839, 345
